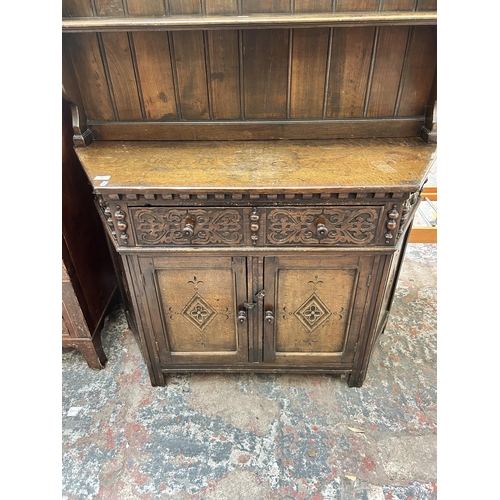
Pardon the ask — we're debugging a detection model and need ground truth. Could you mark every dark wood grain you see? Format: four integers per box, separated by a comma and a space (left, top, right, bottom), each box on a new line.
383, 0, 416, 10
94, 0, 124, 16
89, 118, 423, 141
416, 0, 437, 10
243, 29, 289, 119
242, 0, 291, 14
171, 31, 210, 119
366, 26, 410, 117
63, 0, 93, 17
205, 0, 239, 14
127, 0, 166, 16
206, 30, 241, 119
67, 33, 116, 121
132, 31, 178, 120
290, 28, 330, 119
294, 0, 332, 13
336, 0, 379, 11
101, 32, 144, 120
326, 27, 376, 118
168, 0, 201, 15
397, 25, 437, 117
62, 37, 90, 143
62, 97, 119, 369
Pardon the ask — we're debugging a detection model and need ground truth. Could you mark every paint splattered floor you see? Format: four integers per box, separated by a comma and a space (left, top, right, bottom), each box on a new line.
62, 243, 437, 500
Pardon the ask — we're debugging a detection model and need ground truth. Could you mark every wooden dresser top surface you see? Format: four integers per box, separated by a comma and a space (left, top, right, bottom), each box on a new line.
76, 138, 436, 194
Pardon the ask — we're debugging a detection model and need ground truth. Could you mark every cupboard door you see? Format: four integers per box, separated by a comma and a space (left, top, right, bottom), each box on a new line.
263, 255, 375, 366
138, 256, 248, 366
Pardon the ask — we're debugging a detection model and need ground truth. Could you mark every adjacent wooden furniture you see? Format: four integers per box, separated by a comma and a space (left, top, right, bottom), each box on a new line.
409, 186, 437, 243
62, 97, 120, 369
62, 0, 437, 386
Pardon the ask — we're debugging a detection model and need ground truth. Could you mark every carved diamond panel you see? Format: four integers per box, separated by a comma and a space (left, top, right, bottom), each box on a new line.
294, 293, 332, 332
181, 293, 217, 331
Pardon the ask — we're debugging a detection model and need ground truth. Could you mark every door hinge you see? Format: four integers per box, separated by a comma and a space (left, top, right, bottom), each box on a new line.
366, 274, 372, 288
353, 342, 358, 354
155, 341, 160, 353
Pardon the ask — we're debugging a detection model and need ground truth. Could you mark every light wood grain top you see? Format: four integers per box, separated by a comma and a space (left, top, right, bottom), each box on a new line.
76, 138, 436, 194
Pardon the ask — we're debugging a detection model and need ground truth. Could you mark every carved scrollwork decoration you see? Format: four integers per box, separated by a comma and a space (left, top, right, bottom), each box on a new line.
266, 208, 379, 246
132, 208, 244, 246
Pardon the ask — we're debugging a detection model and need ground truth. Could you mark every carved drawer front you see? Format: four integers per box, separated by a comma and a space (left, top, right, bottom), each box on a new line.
130, 207, 246, 247
265, 206, 383, 246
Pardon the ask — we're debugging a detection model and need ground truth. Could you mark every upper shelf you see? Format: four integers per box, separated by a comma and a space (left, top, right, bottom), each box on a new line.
62, 11, 437, 32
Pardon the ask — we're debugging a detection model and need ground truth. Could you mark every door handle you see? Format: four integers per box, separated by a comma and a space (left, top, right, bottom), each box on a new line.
237, 310, 247, 324
265, 311, 275, 323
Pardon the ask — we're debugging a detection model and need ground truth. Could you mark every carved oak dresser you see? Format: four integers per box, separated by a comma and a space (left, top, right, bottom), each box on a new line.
62, 0, 437, 387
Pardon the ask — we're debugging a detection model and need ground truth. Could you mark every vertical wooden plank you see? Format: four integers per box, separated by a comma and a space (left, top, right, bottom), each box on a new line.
101, 32, 144, 120
290, 28, 329, 119
366, 26, 410, 117
416, 0, 437, 10
397, 26, 437, 116
67, 33, 115, 120
242, 0, 291, 14
336, 0, 378, 11
168, 0, 201, 15
243, 29, 289, 119
169, 0, 209, 120
206, 30, 241, 119
126, 0, 166, 16
382, 0, 416, 10
62, 0, 93, 17
204, 0, 239, 14
326, 27, 375, 118
94, 0, 125, 16
294, 0, 332, 12
132, 32, 178, 120
171, 32, 210, 119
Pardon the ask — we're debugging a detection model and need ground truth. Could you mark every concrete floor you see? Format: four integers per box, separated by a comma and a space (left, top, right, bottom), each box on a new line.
62, 242, 437, 500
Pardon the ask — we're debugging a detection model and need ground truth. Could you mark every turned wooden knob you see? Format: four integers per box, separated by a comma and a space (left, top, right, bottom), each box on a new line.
317, 223, 328, 238
182, 218, 196, 237
237, 310, 247, 324
265, 311, 274, 323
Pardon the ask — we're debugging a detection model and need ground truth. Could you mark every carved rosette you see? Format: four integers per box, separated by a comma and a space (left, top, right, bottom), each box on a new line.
266, 207, 379, 246
131, 208, 243, 246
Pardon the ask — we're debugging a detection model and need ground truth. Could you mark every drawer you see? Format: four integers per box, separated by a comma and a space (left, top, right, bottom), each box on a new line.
129, 207, 247, 247
111, 203, 404, 248
264, 206, 386, 246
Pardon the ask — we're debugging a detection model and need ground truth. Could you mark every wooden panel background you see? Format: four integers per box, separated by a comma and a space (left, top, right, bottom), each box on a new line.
62, 0, 437, 18
64, 27, 435, 116
62, 1, 436, 139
